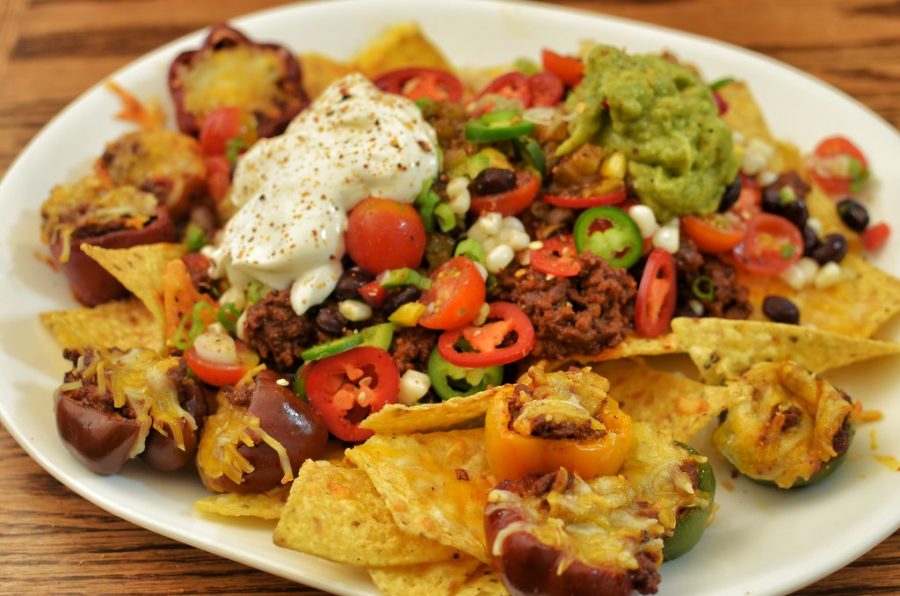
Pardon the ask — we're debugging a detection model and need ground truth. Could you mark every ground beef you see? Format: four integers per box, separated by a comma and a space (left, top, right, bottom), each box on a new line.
242, 290, 316, 371
833, 415, 853, 454
493, 252, 636, 359
225, 378, 255, 408
391, 326, 438, 374
530, 415, 605, 441
425, 100, 468, 151
60, 348, 133, 418
631, 550, 662, 595
674, 238, 752, 319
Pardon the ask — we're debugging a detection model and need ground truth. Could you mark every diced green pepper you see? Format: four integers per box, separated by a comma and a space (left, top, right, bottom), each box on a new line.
427, 347, 503, 401
301, 323, 395, 362
465, 110, 535, 143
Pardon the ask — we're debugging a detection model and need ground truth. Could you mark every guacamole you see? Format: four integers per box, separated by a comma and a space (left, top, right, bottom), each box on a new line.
559, 45, 739, 221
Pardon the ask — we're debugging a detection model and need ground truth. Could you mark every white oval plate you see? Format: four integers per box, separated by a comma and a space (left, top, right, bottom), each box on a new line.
2, 1, 898, 595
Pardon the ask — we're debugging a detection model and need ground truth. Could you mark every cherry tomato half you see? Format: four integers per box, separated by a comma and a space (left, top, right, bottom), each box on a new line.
184, 340, 259, 387
682, 214, 745, 253
809, 136, 869, 196
528, 71, 564, 107
374, 67, 464, 103
634, 249, 677, 338
530, 236, 581, 277
346, 198, 427, 275
861, 222, 890, 252
543, 185, 626, 209
205, 155, 231, 202
438, 302, 535, 367
419, 256, 486, 330
470, 170, 540, 216
199, 106, 257, 157
306, 347, 399, 442
732, 174, 761, 220
476, 71, 532, 107
732, 213, 804, 276
541, 49, 585, 87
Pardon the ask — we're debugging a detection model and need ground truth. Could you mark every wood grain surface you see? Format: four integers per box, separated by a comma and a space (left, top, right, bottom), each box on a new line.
1, 0, 898, 594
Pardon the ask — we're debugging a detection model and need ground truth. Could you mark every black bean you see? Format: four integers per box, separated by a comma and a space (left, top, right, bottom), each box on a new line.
801, 225, 820, 256
761, 187, 808, 228
763, 295, 800, 325
836, 198, 869, 232
810, 233, 848, 265
717, 177, 742, 213
381, 286, 421, 314
334, 267, 374, 300
314, 305, 347, 336
469, 168, 516, 196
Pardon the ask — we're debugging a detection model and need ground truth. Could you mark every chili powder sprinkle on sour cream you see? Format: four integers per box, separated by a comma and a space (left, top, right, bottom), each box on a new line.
206, 73, 439, 314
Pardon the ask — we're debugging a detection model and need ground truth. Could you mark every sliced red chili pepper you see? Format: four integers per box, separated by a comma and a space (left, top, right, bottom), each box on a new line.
732, 213, 803, 276
528, 71, 564, 107
306, 347, 399, 442
543, 185, 627, 209
634, 249, 677, 338
438, 302, 535, 367
374, 67, 464, 102
541, 49, 584, 87
530, 236, 581, 277
470, 170, 540, 216
476, 71, 532, 107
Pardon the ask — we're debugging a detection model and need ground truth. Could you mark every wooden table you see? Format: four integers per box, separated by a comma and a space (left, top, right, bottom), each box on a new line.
1, 0, 898, 593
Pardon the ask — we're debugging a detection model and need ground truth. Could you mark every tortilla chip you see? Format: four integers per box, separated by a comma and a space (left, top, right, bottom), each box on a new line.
346, 429, 494, 562
805, 186, 863, 252
592, 358, 740, 442
672, 317, 900, 384
40, 298, 160, 350
718, 81, 795, 174
455, 566, 509, 595
564, 332, 680, 364
194, 486, 289, 520
354, 22, 451, 78
274, 460, 458, 566
368, 557, 482, 596
737, 254, 900, 337
82, 243, 185, 347
361, 385, 512, 435
299, 52, 356, 99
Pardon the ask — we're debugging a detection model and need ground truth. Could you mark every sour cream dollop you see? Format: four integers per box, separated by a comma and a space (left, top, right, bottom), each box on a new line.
206, 74, 439, 314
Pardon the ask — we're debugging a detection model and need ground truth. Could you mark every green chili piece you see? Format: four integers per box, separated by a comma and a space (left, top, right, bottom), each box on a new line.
293, 363, 310, 401
691, 276, 715, 302
171, 315, 191, 351
515, 137, 546, 178
184, 223, 208, 253
573, 206, 643, 269
301, 323, 395, 362
454, 238, 486, 266
709, 77, 735, 91
217, 303, 241, 334
427, 347, 503, 401
434, 203, 457, 233
225, 138, 247, 164
378, 268, 433, 290
465, 109, 535, 143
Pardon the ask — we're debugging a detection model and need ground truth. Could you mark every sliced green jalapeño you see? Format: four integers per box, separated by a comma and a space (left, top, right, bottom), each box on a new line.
427, 347, 503, 401
573, 206, 643, 269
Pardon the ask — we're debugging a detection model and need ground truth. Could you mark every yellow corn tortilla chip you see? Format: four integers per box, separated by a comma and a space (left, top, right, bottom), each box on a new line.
672, 317, 900, 384
40, 298, 160, 350
592, 358, 741, 442
360, 385, 513, 435
194, 486, 289, 520
565, 331, 680, 364
368, 557, 482, 596
346, 429, 494, 562
299, 52, 356, 99
455, 566, 508, 595
805, 186, 863, 252
274, 460, 458, 566
354, 22, 451, 78
718, 81, 796, 174
81, 243, 185, 347
737, 254, 900, 337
